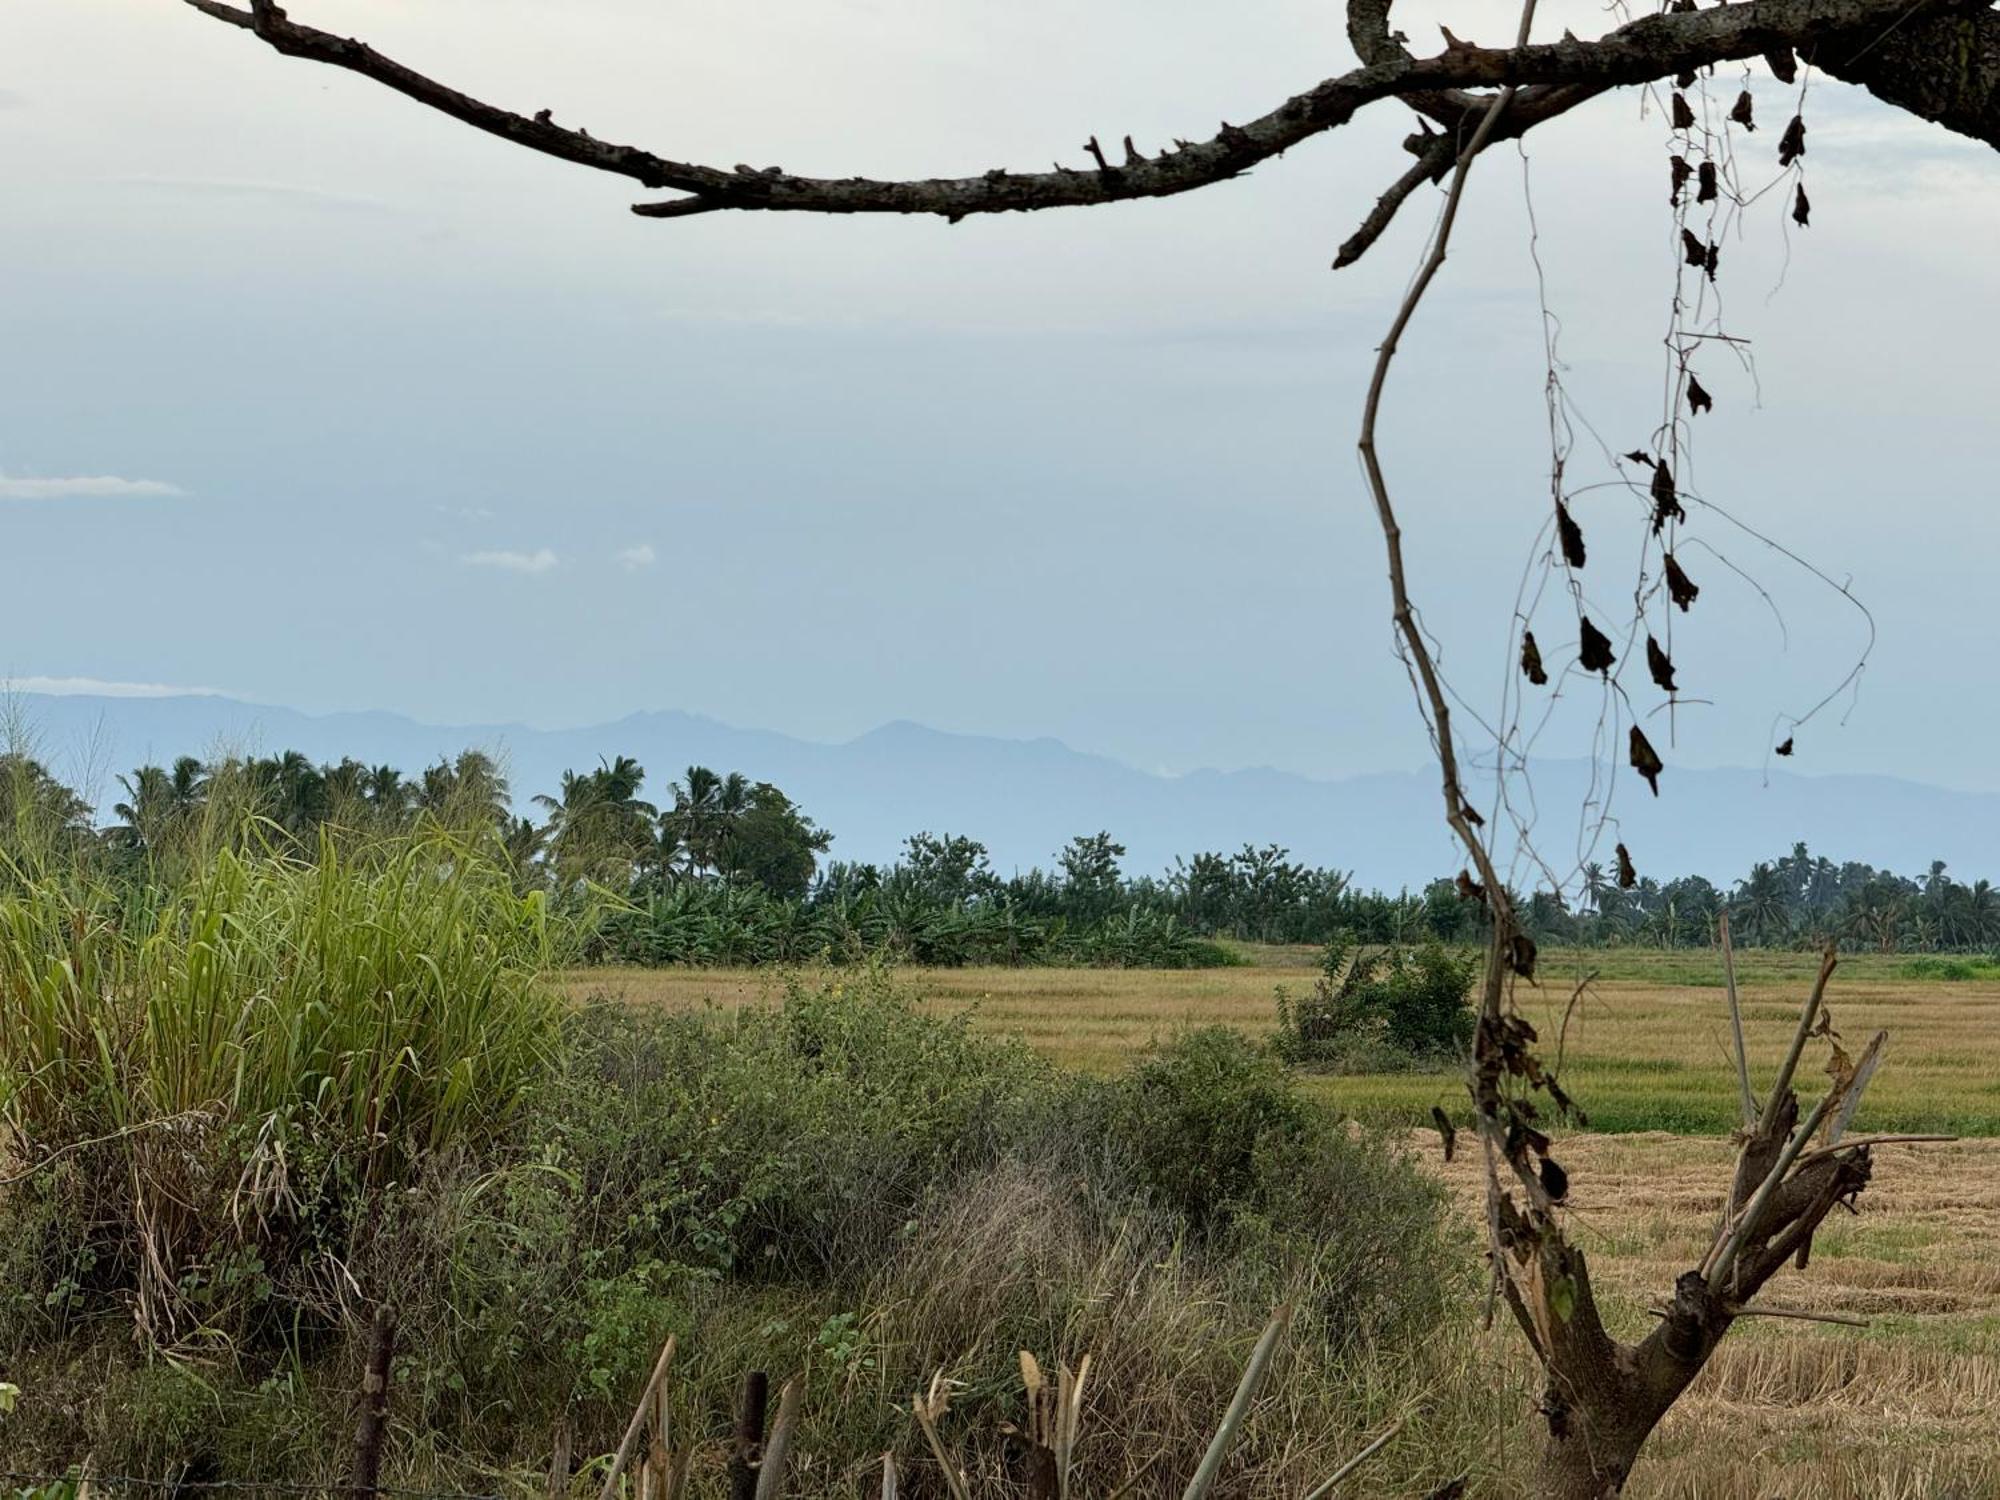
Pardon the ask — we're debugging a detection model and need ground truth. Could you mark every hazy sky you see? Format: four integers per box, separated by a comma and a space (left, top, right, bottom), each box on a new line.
4, 1, 1996, 789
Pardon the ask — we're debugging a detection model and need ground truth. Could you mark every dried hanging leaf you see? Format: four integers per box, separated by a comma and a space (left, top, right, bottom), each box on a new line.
1664, 552, 1700, 611
1539, 1156, 1570, 1203
1697, 160, 1718, 203
1671, 92, 1696, 132
1459, 800, 1486, 829
1508, 930, 1539, 981
1775, 736, 1795, 756
1778, 113, 1807, 166
1793, 181, 1811, 226
1616, 842, 1637, 889
1623, 449, 1654, 467
1670, 154, 1692, 205
1650, 461, 1685, 533
1629, 724, 1664, 796
1680, 227, 1708, 267
1730, 90, 1756, 131
1687, 373, 1713, 415
1703, 239, 1721, 281
1456, 869, 1486, 903
1431, 1105, 1457, 1163
1556, 501, 1587, 569
1765, 47, 1798, 84
1520, 629, 1549, 686
1646, 635, 1678, 692
1578, 615, 1615, 676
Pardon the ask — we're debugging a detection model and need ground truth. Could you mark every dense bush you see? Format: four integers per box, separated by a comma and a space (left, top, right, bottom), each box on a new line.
3, 947, 1471, 1491
1273, 934, 1478, 1068
0, 830, 568, 1351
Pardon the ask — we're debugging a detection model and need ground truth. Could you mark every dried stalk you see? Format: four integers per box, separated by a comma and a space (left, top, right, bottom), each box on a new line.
1299, 1416, 1407, 1499
597, 1336, 676, 1500
1719, 913, 1757, 1129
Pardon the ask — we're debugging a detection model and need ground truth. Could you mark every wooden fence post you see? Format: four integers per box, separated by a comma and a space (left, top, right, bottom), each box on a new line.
726, 1371, 770, 1500
349, 1306, 397, 1500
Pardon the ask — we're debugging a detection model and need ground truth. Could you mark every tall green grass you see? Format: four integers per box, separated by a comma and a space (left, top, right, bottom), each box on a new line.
0, 829, 571, 1344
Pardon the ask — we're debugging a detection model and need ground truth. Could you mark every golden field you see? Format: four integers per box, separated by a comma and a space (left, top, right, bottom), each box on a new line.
572, 951, 2000, 1497
570, 948, 2000, 1136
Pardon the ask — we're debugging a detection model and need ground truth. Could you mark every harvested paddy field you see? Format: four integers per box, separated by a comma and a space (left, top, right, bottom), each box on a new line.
575, 949, 2000, 1136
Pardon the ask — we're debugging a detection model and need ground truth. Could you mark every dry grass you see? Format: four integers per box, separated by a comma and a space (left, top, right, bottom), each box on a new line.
571, 950, 2000, 1136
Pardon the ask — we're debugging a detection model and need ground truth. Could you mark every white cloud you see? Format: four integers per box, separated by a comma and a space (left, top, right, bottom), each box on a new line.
616, 543, 657, 570
5, 675, 227, 699
0, 471, 186, 500
462, 547, 558, 575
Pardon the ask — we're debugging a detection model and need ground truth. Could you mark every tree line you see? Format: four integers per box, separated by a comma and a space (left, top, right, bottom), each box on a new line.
2, 748, 1993, 961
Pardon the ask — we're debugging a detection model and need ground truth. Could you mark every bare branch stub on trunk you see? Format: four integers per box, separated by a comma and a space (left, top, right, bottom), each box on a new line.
1490, 949, 1883, 1498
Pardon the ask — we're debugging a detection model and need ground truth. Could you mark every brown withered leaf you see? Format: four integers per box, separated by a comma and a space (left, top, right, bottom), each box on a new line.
1623, 449, 1654, 467
1650, 461, 1685, 533
1556, 501, 1587, 569
1671, 92, 1696, 132
1520, 629, 1549, 686
1456, 869, 1486, 904
1431, 1105, 1457, 1163
1680, 227, 1708, 267
1778, 113, 1807, 166
1630, 724, 1664, 796
1578, 615, 1615, 676
1616, 842, 1637, 889
1647, 635, 1678, 692
1508, 930, 1539, 981
1697, 160, 1718, 203
1664, 552, 1700, 611
1703, 239, 1721, 281
1793, 181, 1811, 227
1776, 736, 1795, 756
1687, 373, 1713, 415
1539, 1156, 1570, 1203
1460, 800, 1485, 829
1765, 47, 1798, 84
1730, 90, 1756, 131
1670, 154, 1692, 205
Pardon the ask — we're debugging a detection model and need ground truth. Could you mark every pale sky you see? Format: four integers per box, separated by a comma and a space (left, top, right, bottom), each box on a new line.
4, 1, 1997, 789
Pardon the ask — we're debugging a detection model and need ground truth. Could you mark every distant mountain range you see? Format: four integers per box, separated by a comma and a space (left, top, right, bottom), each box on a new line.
9, 691, 1997, 890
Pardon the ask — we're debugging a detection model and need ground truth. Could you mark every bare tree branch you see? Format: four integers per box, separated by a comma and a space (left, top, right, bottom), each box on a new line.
181, 0, 1988, 229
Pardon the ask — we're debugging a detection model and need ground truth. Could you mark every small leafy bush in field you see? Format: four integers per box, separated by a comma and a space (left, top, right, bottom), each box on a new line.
1899, 955, 2000, 982
1117, 1027, 1306, 1223
1274, 933, 1478, 1068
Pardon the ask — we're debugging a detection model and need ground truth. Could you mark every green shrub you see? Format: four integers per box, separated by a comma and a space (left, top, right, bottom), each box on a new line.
1115, 1027, 1306, 1224
1899, 956, 1997, 982
1274, 934, 1478, 1068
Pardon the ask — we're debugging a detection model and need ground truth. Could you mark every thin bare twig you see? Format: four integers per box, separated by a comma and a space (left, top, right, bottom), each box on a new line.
1299, 1417, 1407, 1499
1719, 912, 1757, 1129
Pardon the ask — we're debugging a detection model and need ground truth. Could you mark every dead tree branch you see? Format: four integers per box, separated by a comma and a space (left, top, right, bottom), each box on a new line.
180, 0, 1995, 243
